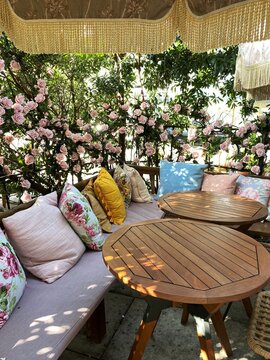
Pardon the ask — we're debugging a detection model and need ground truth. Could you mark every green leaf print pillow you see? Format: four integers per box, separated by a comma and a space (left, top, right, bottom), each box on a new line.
0, 228, 26, 328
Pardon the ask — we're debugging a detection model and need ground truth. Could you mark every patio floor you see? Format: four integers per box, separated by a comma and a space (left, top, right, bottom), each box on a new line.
59, 280, 266, 360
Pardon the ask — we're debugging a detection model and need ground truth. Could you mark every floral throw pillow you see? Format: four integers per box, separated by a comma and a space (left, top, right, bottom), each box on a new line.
113, 165, 132, 208
235, 175, 270, 220
0, 228, 26, 329
59, 183, 105, 250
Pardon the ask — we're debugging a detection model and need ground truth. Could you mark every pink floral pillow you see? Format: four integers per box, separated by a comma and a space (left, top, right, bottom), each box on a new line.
201, 173, 239, 194
235, 175, 270, 220
0, 228, 26, 329
59, 183, 105, 250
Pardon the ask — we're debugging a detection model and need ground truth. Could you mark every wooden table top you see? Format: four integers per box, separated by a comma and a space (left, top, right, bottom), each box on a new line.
158, 191, 268, 226
103, 218, 270, 305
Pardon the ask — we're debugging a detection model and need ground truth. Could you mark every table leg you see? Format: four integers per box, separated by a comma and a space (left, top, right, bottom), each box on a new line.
242, 297, 253, 317
210, 309, 233, 357
188, 304, 216, 360
128, 297, 171, 360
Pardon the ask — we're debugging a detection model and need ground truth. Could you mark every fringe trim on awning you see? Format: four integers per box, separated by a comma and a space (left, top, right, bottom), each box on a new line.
0, 0, 269, 54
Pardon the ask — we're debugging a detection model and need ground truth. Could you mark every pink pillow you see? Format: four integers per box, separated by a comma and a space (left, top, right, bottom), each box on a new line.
2, 192, 85, 283
201, 173, 239, 194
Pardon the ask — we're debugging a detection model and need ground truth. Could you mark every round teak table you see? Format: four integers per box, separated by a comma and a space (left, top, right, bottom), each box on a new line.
158, 191, 268, 231
103, 218, 270, 360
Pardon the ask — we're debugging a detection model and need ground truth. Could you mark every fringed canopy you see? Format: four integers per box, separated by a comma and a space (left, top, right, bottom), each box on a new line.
0, 0, 269, 54
234, 40, 270, 100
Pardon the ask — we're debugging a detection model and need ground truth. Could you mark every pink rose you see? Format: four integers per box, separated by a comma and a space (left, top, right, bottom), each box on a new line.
12, 113, 25, 125
258, 114, 267, 122
0, 156, 4, 165
160, 132, 168, 141
256, 148, 265, 157
24, 154, 34, 165
27, 130, 39, 140
76, 118, 84, 127
173, 104, 181, 113
97, 156, 104, 164
148, 118, 156, 127
1, 97, 13, 109
73, 164, 81, 174
140, 102, 148, 110
39, 118, 48, 127
121, 103, 129, 111
178, 156, 185, 162
90, 110, 98, 118
71, 152, 79, 161
138, 115, 147, 124
105, 142, 113, 150
182, 143, 191, 152
100, 124, 109, 132
56, 153, 66, 162
15, 94, 25, 104
0, 118, 4, 126
35, 93, 45, 103
108, 111, 119, 120
135, 125, 144, 134
134, 109, 142, 117
0, 107, 5, 116
4, 133, 14, 144
118, 126, 126, 134
21, 191, 32, 203
60, 145, 68, 155
77, 145, 85, 154
21, 179, 31, 189
44, 129, 54, 139
37, 79, 46, 89
82, 133, 92, 142
251, 165, 260, 175
213, 120, 222, 128
162, 113, 170, 122
103, 103, 110, 110
0, 311, 8, 328
242, 155, 250, 163
0, 59, 5, 72
59, 161, 69, 171
10, 60, 21, 71
203, 125, 213, 136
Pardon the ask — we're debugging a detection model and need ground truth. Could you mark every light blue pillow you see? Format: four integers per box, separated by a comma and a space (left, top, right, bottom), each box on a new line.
157, 161, 207, 197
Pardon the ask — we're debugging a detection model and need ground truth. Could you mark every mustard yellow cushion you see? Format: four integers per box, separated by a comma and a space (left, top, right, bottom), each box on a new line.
82, 179, 112, 233
94, 168, 126, 225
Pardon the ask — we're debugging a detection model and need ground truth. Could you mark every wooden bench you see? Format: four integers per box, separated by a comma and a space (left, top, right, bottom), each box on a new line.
0, 174, 164, 360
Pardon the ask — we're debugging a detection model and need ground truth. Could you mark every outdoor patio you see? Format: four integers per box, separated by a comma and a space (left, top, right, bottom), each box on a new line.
60, 280, 268, 360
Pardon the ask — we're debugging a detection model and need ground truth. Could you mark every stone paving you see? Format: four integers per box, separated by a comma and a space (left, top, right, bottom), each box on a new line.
59, 281, 265, 360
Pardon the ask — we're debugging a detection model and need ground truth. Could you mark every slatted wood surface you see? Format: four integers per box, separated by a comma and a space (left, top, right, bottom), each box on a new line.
158, 191, 268, 226
103, 219, 270, 304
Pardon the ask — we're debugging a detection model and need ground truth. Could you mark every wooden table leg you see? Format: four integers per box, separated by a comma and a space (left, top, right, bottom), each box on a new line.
188, 304, 216, 360
128, 297, 171, 360
242, 297, 253, 318
210, 310, 233, 357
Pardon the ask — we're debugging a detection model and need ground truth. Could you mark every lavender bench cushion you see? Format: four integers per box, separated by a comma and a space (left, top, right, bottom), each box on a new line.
0, 200, 163, 360
0, 251, 114, 360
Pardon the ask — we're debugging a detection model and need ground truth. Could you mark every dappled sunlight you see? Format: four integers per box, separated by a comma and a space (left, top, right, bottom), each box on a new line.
15, 335, 39, 347
44, 325, 70, 335
30, 314, 57, 327
36, 347, 53, 355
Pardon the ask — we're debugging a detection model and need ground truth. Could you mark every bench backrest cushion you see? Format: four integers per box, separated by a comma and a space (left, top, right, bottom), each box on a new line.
0, 228, 26, 329
123, 164, 152, 203
94, 168, 126, 225
158, 160, 207, 197
235, 175, 270, 220
201, 173, 239, 194
2, 192, 85, 283
81, 179, 112, 233
59, 183, 105, 250
113, 165, 132, 207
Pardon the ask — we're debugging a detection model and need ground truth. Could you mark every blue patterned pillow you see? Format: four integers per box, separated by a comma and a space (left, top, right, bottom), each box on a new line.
0, 228, 26, 328
157, 161, 207, 197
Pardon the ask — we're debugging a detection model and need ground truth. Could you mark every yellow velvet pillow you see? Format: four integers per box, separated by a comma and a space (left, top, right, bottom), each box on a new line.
94, 168, 126, 225
82, 179, 112, 233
